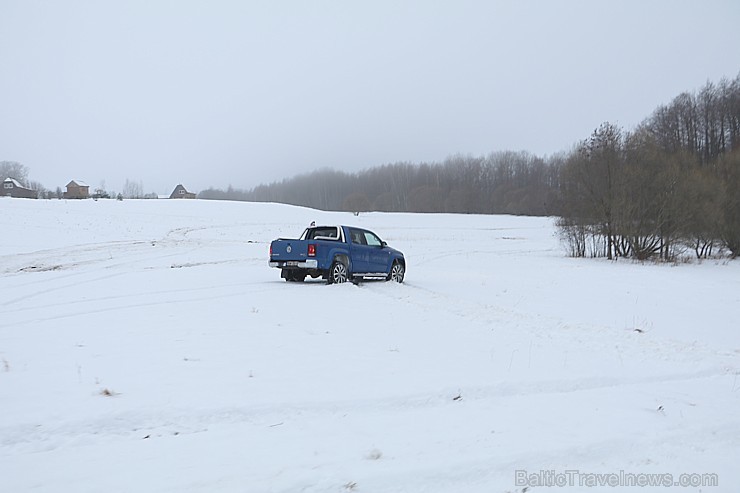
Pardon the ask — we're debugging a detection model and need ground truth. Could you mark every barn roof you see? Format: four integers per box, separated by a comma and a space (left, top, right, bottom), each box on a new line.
3, 177, 24, 187
67, 180, 89, 187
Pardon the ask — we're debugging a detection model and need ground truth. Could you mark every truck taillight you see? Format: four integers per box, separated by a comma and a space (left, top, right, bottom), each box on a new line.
269, 244, 272, 256
308, 244, 316, 257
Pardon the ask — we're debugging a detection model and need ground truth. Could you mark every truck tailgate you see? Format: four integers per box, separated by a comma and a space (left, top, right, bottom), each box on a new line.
270, 240, 309, 261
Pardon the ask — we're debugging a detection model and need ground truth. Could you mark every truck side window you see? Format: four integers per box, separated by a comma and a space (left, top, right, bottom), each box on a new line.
350, 229, 365, 245
364, 232, 382, 247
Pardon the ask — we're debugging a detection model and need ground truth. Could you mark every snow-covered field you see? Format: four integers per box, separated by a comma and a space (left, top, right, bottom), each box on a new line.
1, 197, 738, 493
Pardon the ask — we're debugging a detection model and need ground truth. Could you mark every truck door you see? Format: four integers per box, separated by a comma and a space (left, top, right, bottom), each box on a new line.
363, 230, 391, 273
348, 228, 370, 273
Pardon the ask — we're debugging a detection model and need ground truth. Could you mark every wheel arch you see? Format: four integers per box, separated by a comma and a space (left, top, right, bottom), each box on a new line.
333, 253, 351, 271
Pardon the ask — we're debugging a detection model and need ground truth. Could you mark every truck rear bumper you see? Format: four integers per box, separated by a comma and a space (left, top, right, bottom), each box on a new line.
269, 259, 319, 269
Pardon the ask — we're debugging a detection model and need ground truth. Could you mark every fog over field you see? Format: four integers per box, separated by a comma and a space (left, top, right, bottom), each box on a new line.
2, 1, 739, 193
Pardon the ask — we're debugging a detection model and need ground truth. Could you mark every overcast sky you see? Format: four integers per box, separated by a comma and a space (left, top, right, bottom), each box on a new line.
2, 1, 739, 195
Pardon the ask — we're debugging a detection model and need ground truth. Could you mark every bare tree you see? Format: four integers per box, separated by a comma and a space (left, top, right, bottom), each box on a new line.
558, 123, 624, 259
27, 180, 48, 199
0, 161, 29, 186
717, 149, 740, 257
122, 179, 144, 199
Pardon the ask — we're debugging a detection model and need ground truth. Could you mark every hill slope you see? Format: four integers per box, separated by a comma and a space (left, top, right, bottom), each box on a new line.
1, 198, 738, 492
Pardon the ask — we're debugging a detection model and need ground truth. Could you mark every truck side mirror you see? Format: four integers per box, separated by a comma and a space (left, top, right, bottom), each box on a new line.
381, 241, 387, 248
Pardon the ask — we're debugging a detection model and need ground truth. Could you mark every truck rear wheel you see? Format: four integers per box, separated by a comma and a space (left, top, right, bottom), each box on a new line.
328, 261, 348, 284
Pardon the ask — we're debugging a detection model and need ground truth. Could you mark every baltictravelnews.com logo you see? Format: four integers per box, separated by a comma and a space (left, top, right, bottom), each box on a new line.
515, 469, 719, 488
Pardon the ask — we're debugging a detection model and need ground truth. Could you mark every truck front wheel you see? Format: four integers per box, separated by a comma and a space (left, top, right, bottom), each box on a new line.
329, 261, 348, 284
388, 261, 405, 283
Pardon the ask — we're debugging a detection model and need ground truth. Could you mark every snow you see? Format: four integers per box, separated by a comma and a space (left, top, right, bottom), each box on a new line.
1, 198, 739, 492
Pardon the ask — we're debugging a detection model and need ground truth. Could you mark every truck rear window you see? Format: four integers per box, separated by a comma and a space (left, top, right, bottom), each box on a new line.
307, 227, 339, 240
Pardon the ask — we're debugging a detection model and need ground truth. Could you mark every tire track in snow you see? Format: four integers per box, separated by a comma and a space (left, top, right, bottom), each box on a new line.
0, 285, 270, 329
359, 280, 738, 364
0, 239, 259, 306
0, 279, 268, 317
0, 368, 732, 452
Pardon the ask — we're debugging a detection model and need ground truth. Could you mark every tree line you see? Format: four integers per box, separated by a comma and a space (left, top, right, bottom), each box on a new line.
201, 74, 739, 260
200, 152, 563, 216
558, 75, 740, 260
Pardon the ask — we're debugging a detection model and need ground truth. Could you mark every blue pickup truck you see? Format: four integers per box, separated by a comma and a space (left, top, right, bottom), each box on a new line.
269, 225, 405, 284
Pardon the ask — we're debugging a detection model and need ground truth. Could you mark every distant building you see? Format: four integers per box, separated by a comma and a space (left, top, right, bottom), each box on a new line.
64, 180, 90, 199
2, 177, 37, 199
169, 184, 196, 199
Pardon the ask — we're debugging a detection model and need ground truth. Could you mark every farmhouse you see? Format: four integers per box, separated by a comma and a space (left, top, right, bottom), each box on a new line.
64, 180, 90, 199
2, 177, 37, 199
169, 184, 196, 199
